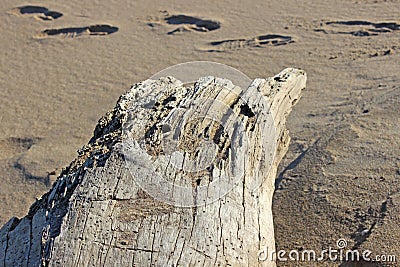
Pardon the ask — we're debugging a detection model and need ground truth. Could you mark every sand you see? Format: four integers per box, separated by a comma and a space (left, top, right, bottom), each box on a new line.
0, 0, 399, 265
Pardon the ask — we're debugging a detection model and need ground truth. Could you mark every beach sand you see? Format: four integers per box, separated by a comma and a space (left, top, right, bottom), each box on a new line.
0, 0, 399, 265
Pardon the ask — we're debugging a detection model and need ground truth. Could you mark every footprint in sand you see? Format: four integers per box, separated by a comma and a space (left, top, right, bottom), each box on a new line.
0, 137, 41, 161
315, 20, 400, 37
10, 6, 118, 39
9, 5, 63, 21
199, 34, 294, 52
0, 137, 58, 185
147, 11, 221, 34
36, 24, 119, 38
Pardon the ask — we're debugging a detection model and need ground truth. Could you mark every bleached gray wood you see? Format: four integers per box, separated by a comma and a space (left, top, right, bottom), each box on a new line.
0, 68, 306, 267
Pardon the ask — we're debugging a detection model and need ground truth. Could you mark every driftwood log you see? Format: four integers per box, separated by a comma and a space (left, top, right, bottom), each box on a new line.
0, 68, 306, 266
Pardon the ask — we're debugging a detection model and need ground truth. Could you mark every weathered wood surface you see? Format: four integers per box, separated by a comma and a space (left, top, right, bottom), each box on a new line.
0, 68, 306, 267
